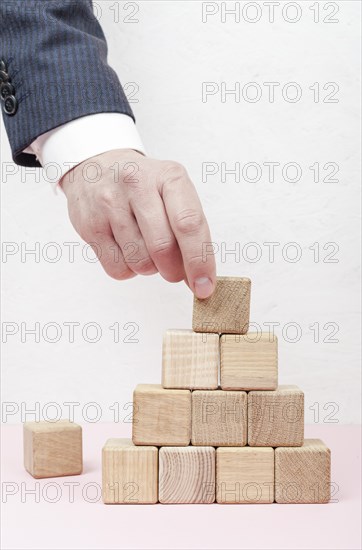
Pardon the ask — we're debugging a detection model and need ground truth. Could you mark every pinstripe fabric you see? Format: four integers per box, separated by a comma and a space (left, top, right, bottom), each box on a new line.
0, 0, 134, 166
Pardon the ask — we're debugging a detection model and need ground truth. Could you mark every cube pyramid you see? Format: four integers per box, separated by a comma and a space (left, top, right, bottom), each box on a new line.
101, 276, 331, 504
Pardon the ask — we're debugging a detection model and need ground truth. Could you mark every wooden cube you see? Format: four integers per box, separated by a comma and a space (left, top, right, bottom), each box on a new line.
192, 276, 251, 334
220, 332, 278, 390
216, 447, 274, 503
248, 385, 304, 447
132, 384, 191, 446
159, 446, 215, 504
23, 420, 82, 478
192, 390, 247, 446
162, 329, 219, 390
275, 439, 331, 503
102, 438, 158, 504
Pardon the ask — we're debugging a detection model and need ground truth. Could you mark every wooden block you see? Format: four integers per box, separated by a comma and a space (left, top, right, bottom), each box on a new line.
132, 384, 191, 446
275, 439, 331, 503
248, 385, 304, 447
220, 332, 278, 390
159, 446, 215, 504
162, 329, 219, 390
23, 420, 82, 478
192, 390, 247, 446
216, 447, 274, 503
192, 276, 251, 334
102, 438, 158, 504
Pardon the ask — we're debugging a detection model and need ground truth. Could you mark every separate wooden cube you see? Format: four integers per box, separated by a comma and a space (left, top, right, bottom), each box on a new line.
216, 447, 274, 503
23, 420, 82, 478
193, 276, 251, 334
275, 439, 331, 503
192, 390, 247, 446
220, 332, 278, 390
102, 438, 158, 504
248, 385, 304, 447
132, 384, 191, 446
159, 446, 215, 504
162, 329, 219, 390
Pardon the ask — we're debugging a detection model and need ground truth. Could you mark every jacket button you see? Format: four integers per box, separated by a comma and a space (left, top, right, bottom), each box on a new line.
0, 59, 7, 72
3, 94, 18, 115
0, 70, 9, 84
0, 81, 14, 99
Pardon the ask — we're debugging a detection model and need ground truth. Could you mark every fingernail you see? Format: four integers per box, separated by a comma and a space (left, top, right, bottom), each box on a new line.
194, 277, 214, 299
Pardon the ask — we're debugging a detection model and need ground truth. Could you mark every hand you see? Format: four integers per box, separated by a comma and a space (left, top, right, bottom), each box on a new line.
60, 149, 216, 299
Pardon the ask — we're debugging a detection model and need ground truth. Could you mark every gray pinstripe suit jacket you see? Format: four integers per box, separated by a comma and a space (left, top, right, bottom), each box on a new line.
0, 0, 133, 167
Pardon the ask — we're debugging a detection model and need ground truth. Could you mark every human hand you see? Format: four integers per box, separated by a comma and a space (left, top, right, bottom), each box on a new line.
60, 149, 216, 298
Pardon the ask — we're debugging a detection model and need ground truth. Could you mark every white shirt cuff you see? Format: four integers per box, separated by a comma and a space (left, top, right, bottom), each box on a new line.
24, 113, 146, 185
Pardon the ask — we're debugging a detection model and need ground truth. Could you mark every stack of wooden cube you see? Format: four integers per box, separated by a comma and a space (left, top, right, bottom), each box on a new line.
102, 276, 331, 505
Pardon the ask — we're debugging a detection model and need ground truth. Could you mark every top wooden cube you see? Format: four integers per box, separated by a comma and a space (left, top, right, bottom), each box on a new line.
192, 276, 251, 334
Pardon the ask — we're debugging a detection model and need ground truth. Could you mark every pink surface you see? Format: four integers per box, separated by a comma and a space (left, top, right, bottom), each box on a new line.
1, 423, 361, 550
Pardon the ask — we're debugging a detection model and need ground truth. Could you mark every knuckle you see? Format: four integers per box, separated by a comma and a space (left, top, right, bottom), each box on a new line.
149, 238, 175, 257
97, 187, 117, 209
110, 270, 135, 281
132, 256, 156, 275
160, 161, 187, 186
162, 270, 184, 283
104, 261, 135, 281
174, 209, 204, 235
113, 161, 144, 193
123, 172, 143, 192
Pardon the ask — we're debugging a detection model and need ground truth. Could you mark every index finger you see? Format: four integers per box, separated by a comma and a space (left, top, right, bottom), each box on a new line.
160, 164, 216, 299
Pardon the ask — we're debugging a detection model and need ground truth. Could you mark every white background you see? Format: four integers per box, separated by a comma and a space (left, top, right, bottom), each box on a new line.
1, 1, 360, 424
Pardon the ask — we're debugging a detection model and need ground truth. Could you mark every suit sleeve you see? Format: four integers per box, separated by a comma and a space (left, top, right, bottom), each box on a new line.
0, 0, 134, 167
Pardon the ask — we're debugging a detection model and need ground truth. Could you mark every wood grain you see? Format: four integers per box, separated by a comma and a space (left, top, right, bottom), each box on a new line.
102, 438, 158, 504
132, 384, 191, 446
162, 329, 219, 390
192, 390, 247, 446
192, 276, 251, 334
216, 447, 274, 503
220, 332, 278, 390
248, 385, 304, 447
23, 420, 82, 479
159, 446, 215, 504
275, 439, 331, 503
